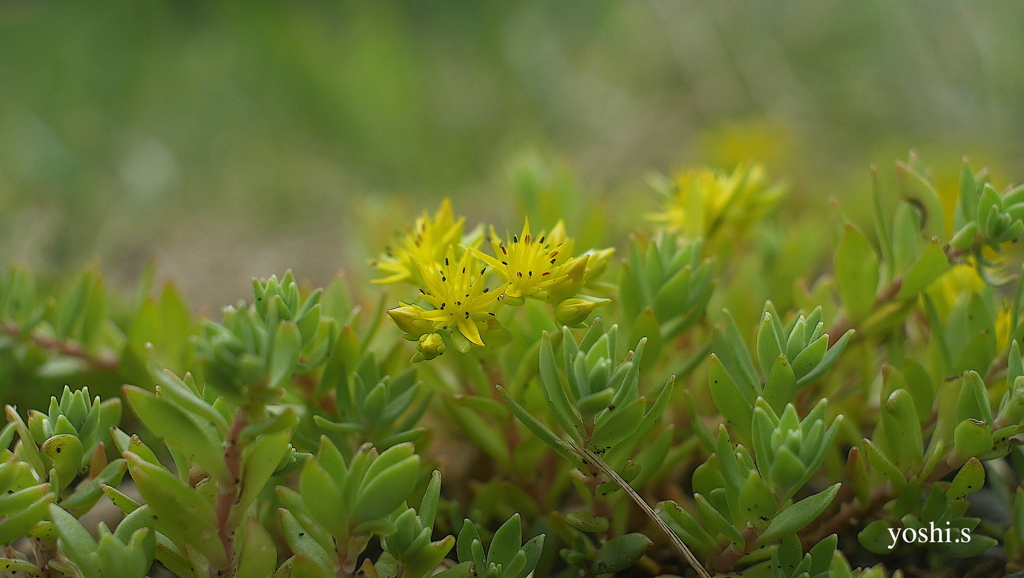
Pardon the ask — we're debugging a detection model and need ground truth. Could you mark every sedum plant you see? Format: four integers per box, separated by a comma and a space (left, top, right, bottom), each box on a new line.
3, 153, 1024, 578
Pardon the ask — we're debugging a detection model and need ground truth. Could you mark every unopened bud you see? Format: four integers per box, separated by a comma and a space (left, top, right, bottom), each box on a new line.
555, 298, 599, 326
417, 333, 446, 360
547, 255, 589, 304
388, 304, 436, 339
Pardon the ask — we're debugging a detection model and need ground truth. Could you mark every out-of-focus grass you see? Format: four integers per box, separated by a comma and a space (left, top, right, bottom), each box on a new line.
1, 0, 1022, 308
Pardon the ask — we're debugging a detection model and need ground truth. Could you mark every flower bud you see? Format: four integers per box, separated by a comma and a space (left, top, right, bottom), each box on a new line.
555, 298, 599, 326
388, 303, 436, 339
417, 333, 446, 360
547, 255, 589, 304
582, 248, 615, 282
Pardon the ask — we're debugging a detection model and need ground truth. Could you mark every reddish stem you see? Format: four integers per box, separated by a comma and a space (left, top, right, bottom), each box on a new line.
212, 410, 247, 578
3, 321, 119, 372
710, 524, 759, 573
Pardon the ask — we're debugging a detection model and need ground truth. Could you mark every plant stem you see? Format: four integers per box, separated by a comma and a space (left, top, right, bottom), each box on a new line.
3, 321, 119, 372
710, 525, 758, 574
212, 409, 248, 578
561, 439, 712, 578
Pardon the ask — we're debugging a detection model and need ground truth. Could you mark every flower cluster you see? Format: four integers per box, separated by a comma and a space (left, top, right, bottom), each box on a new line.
374, 200, 612, 360
648, 162, 785, 242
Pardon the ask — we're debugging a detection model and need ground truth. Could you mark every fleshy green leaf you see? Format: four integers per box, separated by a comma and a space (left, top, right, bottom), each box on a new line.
834, 223, 879, 321
757, 483, 841, 546
895, 240, 948, 300
591, 533, 652, 575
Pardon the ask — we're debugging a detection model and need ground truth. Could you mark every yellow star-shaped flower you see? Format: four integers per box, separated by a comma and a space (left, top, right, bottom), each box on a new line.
417, 248, 498, 347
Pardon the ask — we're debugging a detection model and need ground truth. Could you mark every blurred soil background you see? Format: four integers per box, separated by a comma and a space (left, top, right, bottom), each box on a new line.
1, 0, 1023, 310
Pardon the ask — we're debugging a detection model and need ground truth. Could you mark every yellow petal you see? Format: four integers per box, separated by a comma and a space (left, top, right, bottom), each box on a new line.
456, 317, 485, 347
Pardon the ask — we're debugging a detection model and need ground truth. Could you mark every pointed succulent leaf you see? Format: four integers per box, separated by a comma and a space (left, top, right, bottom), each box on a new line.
49, 505, 99, 578
539, 334, 585, 438
756, 483, 841, 546
762, 355, 797, 414
125, 453, 225, 565
40, 434, 83, 491
951, 418, 993, 463
123, 386, 229, 482
279, 509, 336, 575
947, 457, 985, 500
657, 500, 717, 554
879, 389, 924, 472
695, 493, 743, 547
738, 470, 778, 528
354, 454, 419, 524
487, 513, 523, 569
589, 396, 645, 453
497, 385, 578, 464
591, 533, 651, 575
895, 241, 948, 300
709, 353, 754, 442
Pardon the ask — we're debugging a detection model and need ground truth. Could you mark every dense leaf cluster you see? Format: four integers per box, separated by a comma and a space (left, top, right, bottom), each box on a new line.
2, 156, 1024, 578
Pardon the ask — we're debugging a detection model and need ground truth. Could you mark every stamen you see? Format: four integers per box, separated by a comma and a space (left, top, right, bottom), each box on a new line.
501, 245, 507, 255
539, 236, 545, 243
441, 303, 446, 309
517, 272, 523, 278
525, 235, 531, 244
445, 257, 449, 265
542, 272, 550, 276
481, 268, 487, 275
483, 288, 490, 293
513, 235, 519, 243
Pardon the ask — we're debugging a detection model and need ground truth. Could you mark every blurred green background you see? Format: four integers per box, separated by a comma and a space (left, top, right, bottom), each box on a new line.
2, 0, 1022, 309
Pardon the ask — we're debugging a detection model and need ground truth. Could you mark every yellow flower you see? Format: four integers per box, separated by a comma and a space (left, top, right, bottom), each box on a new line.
648, 163, 784, 240
417, 248, 498, 347
371, 199, 465, 285
472, 218, 571, 304
925, 264, 985, 321
996, 307, 1012, 353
